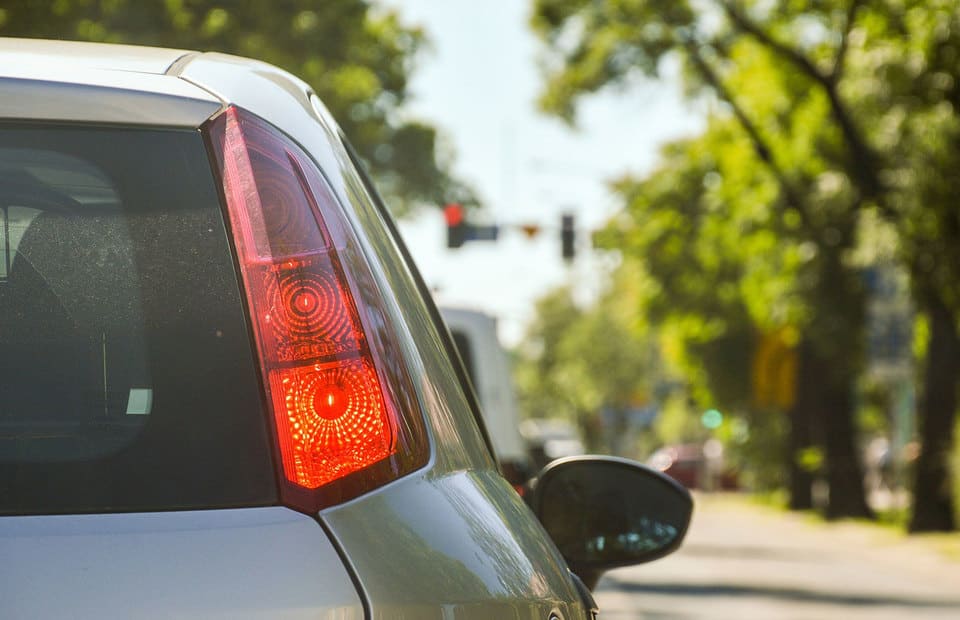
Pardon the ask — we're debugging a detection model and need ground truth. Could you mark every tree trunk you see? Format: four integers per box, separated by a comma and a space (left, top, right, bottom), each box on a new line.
909, 289, 959, 532
816, 355, 873, 520
787, 339, 817, 510
812, 251, 874, 520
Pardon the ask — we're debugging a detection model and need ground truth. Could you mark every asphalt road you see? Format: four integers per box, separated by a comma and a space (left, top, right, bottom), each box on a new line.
594, 494, 960, 619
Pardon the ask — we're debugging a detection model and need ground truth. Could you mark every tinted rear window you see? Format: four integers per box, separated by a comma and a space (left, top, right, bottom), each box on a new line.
0, 124, 276, 515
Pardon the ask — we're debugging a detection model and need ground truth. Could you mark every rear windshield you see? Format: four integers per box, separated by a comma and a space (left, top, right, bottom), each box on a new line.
0, 124, 276, 515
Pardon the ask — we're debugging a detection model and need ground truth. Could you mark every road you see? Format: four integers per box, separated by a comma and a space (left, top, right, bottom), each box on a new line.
594, 494, 960, 619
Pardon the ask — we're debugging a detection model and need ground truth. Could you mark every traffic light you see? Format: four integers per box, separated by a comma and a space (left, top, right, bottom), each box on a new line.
445, 203, 466, 249
561, 213, 575, 261
519, 223, 541, 239
444, 203, 499, 248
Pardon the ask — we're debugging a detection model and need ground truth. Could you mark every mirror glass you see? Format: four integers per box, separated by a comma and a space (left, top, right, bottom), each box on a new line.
533, 457, 692, 570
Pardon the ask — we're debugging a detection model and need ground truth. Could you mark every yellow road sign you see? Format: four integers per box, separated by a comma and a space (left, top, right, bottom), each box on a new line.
752, 328, 798, 410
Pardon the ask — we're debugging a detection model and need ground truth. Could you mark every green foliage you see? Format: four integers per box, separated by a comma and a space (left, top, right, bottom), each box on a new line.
654, 394, 703, 446
514, 282, 660, 454
529, 0, 960, 522
596, 119, 807, 411
797, 446, 825, 474
844, 2, 960, 312
0, 0, 475, 213
531, 0, 696, 122
736, 409, 790, 490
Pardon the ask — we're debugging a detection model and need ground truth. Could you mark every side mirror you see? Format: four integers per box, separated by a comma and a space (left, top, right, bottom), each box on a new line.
527, 455, 693, 589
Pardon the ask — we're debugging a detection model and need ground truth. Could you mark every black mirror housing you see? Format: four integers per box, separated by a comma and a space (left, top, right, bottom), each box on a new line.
528, 455, 693, 588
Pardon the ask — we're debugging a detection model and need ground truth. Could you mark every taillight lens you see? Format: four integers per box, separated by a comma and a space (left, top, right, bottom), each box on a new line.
205, 106, 428, 512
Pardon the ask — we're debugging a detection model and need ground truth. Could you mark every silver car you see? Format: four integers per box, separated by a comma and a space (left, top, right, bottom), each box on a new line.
0, 38, 692, 619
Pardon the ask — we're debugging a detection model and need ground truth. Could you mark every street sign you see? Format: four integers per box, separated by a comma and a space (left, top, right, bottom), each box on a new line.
863, 264, 912, 380
752, 328, 798, 410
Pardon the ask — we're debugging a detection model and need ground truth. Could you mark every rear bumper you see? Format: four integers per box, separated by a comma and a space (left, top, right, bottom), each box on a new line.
0, 507, 364, 619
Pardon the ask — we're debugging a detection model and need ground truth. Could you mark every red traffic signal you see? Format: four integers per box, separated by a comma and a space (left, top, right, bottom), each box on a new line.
444, 203, 464, 226
444, 203, 467, 248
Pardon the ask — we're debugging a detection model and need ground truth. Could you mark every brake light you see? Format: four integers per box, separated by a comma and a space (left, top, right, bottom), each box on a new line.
205, 106, 428, 512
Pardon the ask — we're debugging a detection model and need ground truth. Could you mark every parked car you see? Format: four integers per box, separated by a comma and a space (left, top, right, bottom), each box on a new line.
0, 38, 692, 618
522, 417, 587, 470
440, 306, 532, 488
649, 441, 740, 490
649, 443, 704, 488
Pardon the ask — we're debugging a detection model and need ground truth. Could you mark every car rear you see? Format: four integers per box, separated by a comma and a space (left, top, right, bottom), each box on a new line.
0, 39, 589, 619
0, 41, 365, 618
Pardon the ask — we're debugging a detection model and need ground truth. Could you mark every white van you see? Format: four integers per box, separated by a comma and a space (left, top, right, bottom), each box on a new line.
440, 307, 531, 486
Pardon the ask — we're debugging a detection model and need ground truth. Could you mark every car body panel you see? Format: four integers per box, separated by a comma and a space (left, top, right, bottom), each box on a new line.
323, 469, 585, 620
0, 40, 219, 127
0, 47, 221, 127
0, 71, 220, 127
0, 507, 364, 619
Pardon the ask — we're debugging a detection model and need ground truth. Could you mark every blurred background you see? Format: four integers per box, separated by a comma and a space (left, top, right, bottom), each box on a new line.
3, 0, 958, 616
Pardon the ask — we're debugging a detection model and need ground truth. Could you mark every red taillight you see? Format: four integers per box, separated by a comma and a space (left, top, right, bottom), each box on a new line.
205, 106, 428, 512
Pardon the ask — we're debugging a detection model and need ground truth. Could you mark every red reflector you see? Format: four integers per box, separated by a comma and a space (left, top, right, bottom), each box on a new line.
205, 106, 428, 512
259, 257, 360, 361
270, 359, 393, 489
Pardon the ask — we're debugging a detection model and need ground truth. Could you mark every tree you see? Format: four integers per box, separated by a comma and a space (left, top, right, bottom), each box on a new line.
531, 0, 960, 529
597, 121, 819, 501
515, 283, 659, 454
0, 0, 474, 213
532, 0, 878, 518
840, 0, 960, 531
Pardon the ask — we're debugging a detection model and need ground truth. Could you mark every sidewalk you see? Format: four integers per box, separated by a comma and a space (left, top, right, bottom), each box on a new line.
595, 493, 960, 619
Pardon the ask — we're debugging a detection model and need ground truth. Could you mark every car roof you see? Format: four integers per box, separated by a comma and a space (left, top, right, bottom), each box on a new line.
0, 37, 190, 75
0, 38, 338, 136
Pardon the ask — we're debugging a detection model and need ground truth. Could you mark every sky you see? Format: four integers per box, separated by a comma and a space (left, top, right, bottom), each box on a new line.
379, 0, 704, 345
